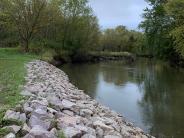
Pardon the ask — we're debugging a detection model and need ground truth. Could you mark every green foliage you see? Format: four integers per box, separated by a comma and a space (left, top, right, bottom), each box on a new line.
140, 0, 184, 65
0, 10, 18, 47
0, 0, 100, 56
139, 0, 173, 59
58, 130, 66, 138
38, 0, 100, 59
165, 0, 184, 58
1, 119, 23, 126
99, 26, 145, 54
0, 0, 65, 52
0, 127, 11, 137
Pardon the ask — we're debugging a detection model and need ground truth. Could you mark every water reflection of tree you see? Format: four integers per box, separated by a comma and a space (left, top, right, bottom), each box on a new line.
138, 61, 184, 138
99, 62, 129, 85
62, 63, 100, 98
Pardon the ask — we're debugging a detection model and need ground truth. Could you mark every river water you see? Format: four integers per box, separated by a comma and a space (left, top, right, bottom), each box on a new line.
61, 59, 184, 138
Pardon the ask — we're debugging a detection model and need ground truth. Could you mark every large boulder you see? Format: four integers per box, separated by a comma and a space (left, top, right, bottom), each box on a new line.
93, 120, 114, 131
63, 127, 82, 138
21, 123, 31, 136
3, 110, 26, 123
80, 109, 93, 118
3, 125, 21, 134
4, 133, 16, 138
62, 99, 76, 109
57, 117, 78, 129
23, 103, 33, 115
30, 100, 48, 111
104, 135, 121, 138
28, 115, 52, 130
81, 134, 96, 138
23, 125, 56, 138
47, 95, 63, 110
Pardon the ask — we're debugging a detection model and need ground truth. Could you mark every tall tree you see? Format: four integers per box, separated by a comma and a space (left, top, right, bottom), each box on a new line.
1, 0, 50, 52
165, 0, 184, 58
59, 0, 99, 54
140, 0, 173, 59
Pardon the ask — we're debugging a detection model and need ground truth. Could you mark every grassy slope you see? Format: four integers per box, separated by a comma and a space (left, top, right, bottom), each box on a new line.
0, 48, 38, 126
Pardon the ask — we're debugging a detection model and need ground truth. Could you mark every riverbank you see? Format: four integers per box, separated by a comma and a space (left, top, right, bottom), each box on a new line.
0, 48, 37, 131
1, 60, 153, 138
52, 51, 135, 66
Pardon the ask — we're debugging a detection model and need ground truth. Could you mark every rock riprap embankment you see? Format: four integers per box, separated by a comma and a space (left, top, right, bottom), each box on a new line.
3, 60, 154, 138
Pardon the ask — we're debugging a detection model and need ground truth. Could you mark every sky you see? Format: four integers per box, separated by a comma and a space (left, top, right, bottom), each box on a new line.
88, 0, 148, 30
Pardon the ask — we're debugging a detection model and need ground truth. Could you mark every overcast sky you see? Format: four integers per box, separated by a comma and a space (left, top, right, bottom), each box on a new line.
88, 0, 148, 30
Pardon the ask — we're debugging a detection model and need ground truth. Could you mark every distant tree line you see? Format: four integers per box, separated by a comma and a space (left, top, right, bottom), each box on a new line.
99, 26, 146, 55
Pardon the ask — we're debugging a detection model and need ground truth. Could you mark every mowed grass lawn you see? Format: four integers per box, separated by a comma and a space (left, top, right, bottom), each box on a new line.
0, 48, 38, 124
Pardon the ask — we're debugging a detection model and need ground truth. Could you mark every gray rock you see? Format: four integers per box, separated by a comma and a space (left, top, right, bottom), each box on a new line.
23, 103, 33, 114
104, 135, 121, 138
63, 127, 82, 138
29, 115, 52, 130
74, 125, 88, 134
63, 110, 74, 116
4, 133, 16, 138
80, 109, 93, 118
47, 96, 63, 110
26, 84, 42, 94
86, 127, 96, 136
4, 125, 21, 134
19, 113, 27, 123
24, 125, 56, 138
3, 110, 26, 123
81, 134, 96, 138
3, 110, 20, 120
62, 99, 76, 109
93, 121, 114, 131
104, 130, 122, 137
21, 90, 34, 96
31, 100, 48, 110
47, 107, 57, 114
96, 127, 104, 138
50, 128, 58, 137
57, 117, 78, 129
32, 108, 48, 117
22, 123, 31, 135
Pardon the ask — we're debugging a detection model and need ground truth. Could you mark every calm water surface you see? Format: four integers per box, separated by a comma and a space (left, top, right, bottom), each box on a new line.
61, 59, 184, 138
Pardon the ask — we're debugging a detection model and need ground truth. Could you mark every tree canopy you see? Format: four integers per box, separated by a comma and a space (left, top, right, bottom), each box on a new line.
140, 0, 184, 65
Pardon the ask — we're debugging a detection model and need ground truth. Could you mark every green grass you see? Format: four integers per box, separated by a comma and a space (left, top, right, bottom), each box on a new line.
0, 127, 11, 137
58, 130, 66, 138
0, 48, 38, 129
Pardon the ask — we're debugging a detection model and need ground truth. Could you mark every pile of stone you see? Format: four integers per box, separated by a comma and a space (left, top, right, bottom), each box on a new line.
3, 60, 154, 138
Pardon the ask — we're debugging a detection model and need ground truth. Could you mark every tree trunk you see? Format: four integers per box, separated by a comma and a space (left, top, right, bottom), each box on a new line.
21, 39, 29, 53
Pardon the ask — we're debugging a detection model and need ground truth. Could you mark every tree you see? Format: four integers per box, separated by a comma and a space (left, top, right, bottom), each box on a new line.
139, 0, 173, 59
0, 0, 50, 52
165, 0, 184, 58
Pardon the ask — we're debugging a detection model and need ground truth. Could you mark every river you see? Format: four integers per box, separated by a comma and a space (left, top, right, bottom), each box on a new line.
61, 59, 184, 138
